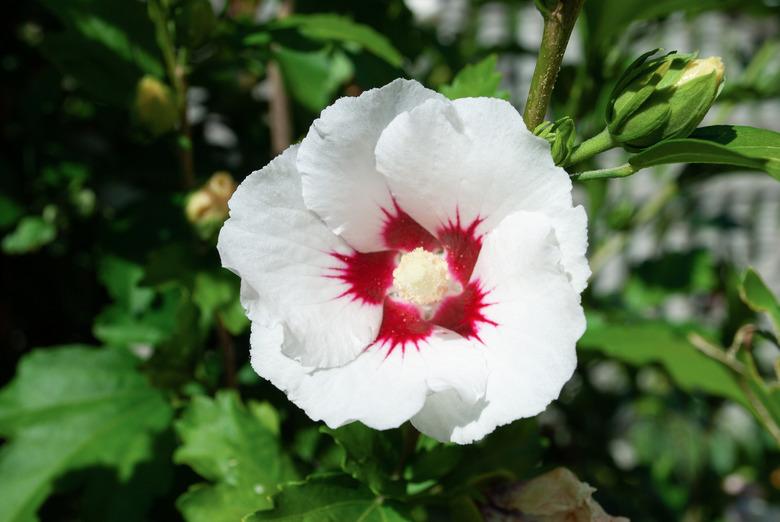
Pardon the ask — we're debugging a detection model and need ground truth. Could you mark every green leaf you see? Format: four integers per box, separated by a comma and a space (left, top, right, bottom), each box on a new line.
1, 216, 57, 254
321, 423, 403, 496
629, 125, 780, 180
0, 194, 24, 229
245, 474, 409, 522
740, 268, 780, 335
439, 55, 510, 101
273, 46, 354, 113
93, 285, 185, 348
274, 14, 403, 67
37, 0, 163, 105
98, 256, 155, 315
174, 391, 299, 522
0, 346, 172, 522
443, 420, 540, 489
580, 317, 747, 405
193, 270, 249, 334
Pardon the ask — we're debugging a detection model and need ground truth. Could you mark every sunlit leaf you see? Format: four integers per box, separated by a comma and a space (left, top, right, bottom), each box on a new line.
275, 14, 403, 67
740, 268, 780, 335
273, 46, 354, 112
1, 216, 56, 255
0, 346, 172, 522
629, 125, 780, 180
439, 55, 510, 101
174, 391, 298, 522
580, 317, 747, 406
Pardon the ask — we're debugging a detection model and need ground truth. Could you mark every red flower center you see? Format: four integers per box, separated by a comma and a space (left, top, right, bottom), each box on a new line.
327, 203, 496, 354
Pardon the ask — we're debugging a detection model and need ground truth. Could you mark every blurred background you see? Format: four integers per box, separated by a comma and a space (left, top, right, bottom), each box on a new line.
2, 0, 780, 520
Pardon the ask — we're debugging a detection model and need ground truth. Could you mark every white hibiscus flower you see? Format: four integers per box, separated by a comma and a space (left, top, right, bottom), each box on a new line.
218, 79, 589, 444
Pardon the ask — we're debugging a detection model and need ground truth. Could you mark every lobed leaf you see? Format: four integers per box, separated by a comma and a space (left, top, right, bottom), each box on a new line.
0, 346, 172, 522
439, 55, 510, 101
174, 391, 299, 522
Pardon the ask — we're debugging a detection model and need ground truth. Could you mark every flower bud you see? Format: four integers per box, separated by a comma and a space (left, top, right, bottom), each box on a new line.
135, 76, 178, 136
185, 172, 237, 239
606, 50, 725, 150
534, 117, 576, 166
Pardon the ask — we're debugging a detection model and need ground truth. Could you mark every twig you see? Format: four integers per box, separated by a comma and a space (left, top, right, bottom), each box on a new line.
522, 0, 585, 130
268, 0, 295, 155
267, 61, 292, 156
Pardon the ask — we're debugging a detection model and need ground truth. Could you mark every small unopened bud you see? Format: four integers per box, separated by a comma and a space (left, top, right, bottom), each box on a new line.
677, 56, 724, 86
534, 117, 576, 166
606, 50, 725, 150
135, 76, 178, 136
185, 171, 237, 238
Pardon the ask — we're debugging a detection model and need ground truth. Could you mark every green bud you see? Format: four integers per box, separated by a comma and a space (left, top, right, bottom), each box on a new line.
135, 76, 179, 136
606, 50, 725, 150
186, 172, 237, 240
534, 117, 576, 166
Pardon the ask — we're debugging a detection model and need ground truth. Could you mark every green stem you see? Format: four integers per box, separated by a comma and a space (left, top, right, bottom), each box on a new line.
570, 162, 637, 181
149, 0, 195, 189
522, 0, 585, 130
566, 127, 617, 166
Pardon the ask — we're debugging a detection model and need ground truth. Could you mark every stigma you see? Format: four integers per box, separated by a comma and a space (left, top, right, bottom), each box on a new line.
392, 247, 450, 306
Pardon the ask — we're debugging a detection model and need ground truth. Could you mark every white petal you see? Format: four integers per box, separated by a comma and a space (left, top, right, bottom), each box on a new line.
218, 146, 382, 368
249, 321, 310, 393
375, 96, 590, 291
298, 79, 445, 252
251, 321, 488, 431
412, 211, 585, 444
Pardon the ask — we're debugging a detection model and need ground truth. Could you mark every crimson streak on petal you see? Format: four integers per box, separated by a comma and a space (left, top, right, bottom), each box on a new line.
381, 201, 440, 252
329, 250, 397, 305
373, 298, 433, 354
437, 213, 483, 285
432, 281, 497, 342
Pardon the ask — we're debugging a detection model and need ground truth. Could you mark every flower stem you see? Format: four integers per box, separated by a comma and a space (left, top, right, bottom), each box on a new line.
149, 0, 195, 189
566, 127, 617, 166
570, 163, 637, 181
522, 0, 585, 130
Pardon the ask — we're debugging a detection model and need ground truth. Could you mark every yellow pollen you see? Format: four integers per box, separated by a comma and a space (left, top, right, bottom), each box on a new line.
392, 247, 450, 306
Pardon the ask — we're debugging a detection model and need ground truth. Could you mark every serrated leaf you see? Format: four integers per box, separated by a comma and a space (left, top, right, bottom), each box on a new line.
580, 317, 747, 405
1, 216, 57, 254
439, 55, 510, 101
274, 14, 403, 67
174, 391, 299, 522
0, 346, 172, 522
740, 268, 780, 335
245, 474, 410, 522
629, 125, 780, 180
